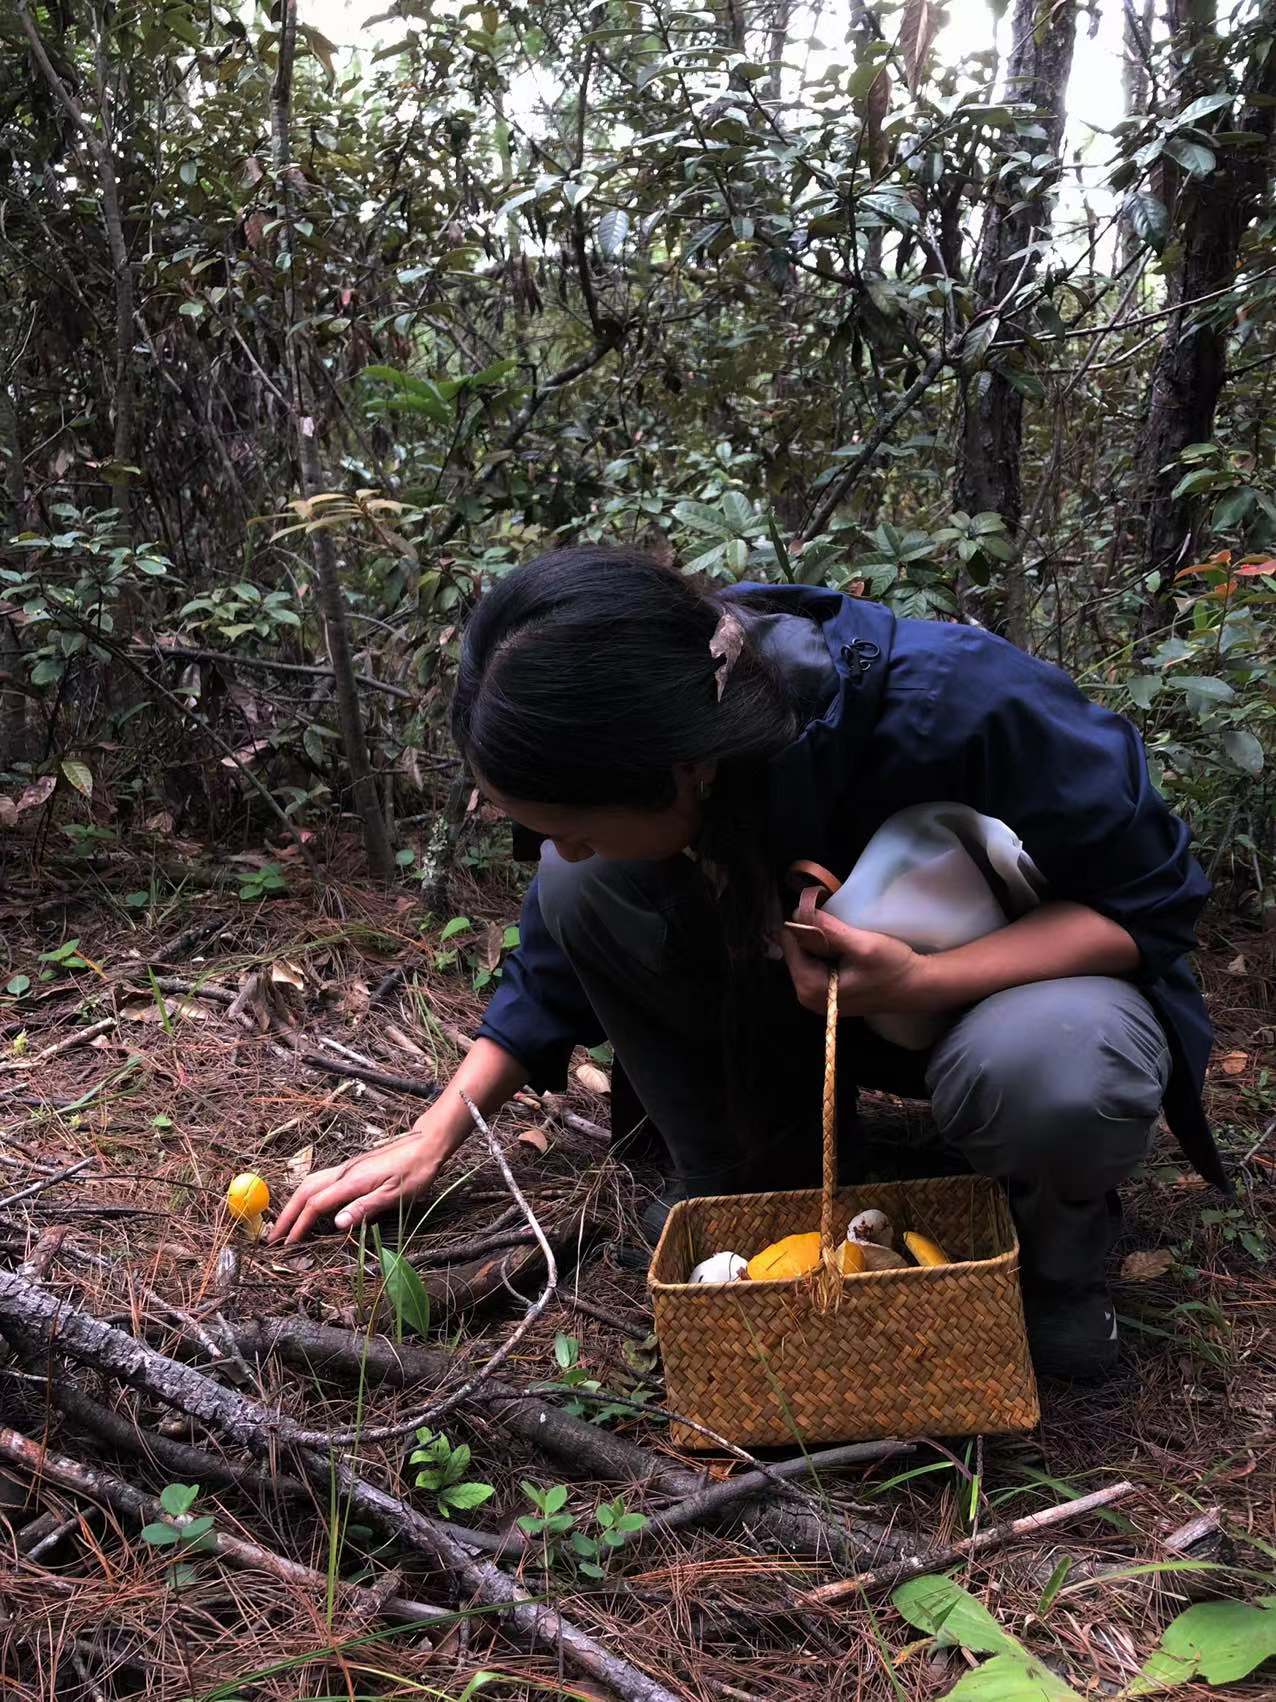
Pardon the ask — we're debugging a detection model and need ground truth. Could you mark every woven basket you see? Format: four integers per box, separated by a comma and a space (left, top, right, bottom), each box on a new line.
648, 969, 1040, 1448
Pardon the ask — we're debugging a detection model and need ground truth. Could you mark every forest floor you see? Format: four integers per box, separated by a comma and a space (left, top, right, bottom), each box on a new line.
0, 835, 1273, 1702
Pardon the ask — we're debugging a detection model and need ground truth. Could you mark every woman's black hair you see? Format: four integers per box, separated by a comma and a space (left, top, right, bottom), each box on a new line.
452, 547, 802, 1164
451, 545, 797, 814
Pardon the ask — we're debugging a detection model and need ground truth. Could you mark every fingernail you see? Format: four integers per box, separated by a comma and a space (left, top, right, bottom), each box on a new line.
335, 1210, 352, 1229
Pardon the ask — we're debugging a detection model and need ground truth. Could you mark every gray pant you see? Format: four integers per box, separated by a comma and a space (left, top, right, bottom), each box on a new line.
538, 846, 1171, 1291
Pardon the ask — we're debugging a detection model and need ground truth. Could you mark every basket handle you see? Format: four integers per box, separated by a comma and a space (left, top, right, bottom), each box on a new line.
819, 962, 840, 1282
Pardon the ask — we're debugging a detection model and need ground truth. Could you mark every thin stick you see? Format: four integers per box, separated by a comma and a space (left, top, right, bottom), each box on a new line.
11, 1018, 115, 1068
284, 1093, 558, 1445
0, 1156, 96, 1210
797, 1480, 1137, 1606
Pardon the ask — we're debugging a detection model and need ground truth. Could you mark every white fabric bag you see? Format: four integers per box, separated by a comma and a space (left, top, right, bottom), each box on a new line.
821, 802, 1047, 1050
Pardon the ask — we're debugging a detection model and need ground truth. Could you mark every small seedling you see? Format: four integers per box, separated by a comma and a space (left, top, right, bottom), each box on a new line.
371, 1226, 432, 1339
237, 863, 288, 902
140, 1482, 217, 1589
408, 1429, 495, 1520
517, 1483, 647, 1579
38, 938, 90, 976
516, 1482, 575, 1569
4, 975, 30, 998
539, 1333, 656, 1426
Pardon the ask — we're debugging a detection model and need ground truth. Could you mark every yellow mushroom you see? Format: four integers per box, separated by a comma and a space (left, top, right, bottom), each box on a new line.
746, 1231, 822, 1281
904, 1230, 951, 1267
226, 1172, 270, 1239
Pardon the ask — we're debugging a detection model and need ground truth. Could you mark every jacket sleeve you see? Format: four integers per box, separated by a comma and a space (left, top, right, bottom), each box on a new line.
934, 630, 1210, 980
476, 875, 604, 1089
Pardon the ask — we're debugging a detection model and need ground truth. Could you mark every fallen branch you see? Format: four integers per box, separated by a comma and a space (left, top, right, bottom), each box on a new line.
224, 1314, 906, 1565
0, 1155, 96, 1210
0, 1271, 682, 1702
285, 1093, 560, 1446
638, 1440, 912, 1549
0, 1425, 449, 1630
797, 1480, 1137, 1607
11, 1017, 115, 1068
146, 642, 414, 701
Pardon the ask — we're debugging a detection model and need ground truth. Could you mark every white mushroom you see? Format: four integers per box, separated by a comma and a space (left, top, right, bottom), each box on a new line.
688, 1251, 748, 1284
846, 1208, 895, 1249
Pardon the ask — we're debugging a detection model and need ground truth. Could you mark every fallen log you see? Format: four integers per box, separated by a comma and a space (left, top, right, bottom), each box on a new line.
0, 1270, 683, 1702
0, 1425, 450, 1630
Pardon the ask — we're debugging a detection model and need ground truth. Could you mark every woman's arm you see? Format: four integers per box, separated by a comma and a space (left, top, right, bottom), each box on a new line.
268, 1039, 527, 1244
781, 901, 1139, 1020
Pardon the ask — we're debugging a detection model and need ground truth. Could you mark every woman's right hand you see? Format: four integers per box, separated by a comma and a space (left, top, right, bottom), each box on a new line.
268, 1038, 530, 1245
268, 1124, 444, 1245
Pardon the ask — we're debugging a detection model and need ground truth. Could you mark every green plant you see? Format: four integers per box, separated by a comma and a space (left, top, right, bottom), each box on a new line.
893, 1570, 1276, 1697
516, 1481, 575, 1570
371, 1227, 432, 1340
236, 863, 289, 902
140, 1482, 217, 1589
1197, 1203, 1269, 1264
178, 581, 302, 645
516, 1482, 647, 1579
538, 1332, 656, 1426
407, 1429, 495, 1520
37, 938, 90, 975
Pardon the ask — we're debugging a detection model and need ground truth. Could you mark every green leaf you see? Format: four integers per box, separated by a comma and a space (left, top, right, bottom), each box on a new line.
1128, 1598, 1276, 1694
1127, 192, 1168, 254
673, 500, 736, 539
1175, 675, 1236, 711
554, 1333, 578, 1369
1164, 136, 1216, 177
5, 975, 31, 997
597, 207, 630, 259
1222, 728, 1264, 776
378, 1246, 432, 1336
159, 1483, 201, 1517
439, 916, 471, 942
543, 1483, 569, 1515
1126, 676, 1162, 710
1173, 92, 1233, 128
942, 1651, 1086, 1698
893, 1575, 1024, 1657
501, 924, 520, 950
179, 159, 199, 186
140, 1521, 180, 1547
181, 1514, 215, 1543
441, 1481, 496, 1512
1211, 487, 1254, 528
60, 759, 93, 800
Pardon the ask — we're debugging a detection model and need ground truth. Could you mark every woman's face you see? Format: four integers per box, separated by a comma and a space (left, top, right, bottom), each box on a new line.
482, 764, 713, 864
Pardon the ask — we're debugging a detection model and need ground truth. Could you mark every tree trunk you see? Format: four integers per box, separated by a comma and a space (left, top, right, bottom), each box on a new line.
763, 0, 795, 107
1131, 5, 1276, 619
271, 0, 395, 881
16, 0, 135, 537
954, 0, 1078, 647
1118, 0, 1156, 275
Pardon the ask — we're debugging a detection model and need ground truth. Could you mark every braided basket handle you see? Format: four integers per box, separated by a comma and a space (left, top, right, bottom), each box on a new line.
819, 963, 840, 1291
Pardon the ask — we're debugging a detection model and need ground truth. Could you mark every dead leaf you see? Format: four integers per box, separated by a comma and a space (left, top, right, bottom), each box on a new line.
122, 997, 208, 1023
1219, 1050, 1249, 1076
270, 959, 306, 991
0, 797, 17, 828
1225, 954, 1248, 976
15, 776, 56, 815
1121, 1248, 1174, 1282
900, 0, 940, 93
517, 1127, 550, 1155
286, 1144, 314, 1185
481, 920, 504, 973
574, 1063, 611, 1096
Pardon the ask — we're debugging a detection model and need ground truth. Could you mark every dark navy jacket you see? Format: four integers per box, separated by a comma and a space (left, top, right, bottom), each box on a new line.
478, 585, 1223, 1187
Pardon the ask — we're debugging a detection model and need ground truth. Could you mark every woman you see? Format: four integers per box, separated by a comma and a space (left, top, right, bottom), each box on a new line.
273, 548, 1221, 1379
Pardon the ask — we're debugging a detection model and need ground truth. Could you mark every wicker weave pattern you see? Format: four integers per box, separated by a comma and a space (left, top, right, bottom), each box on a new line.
648, 969, 1040, 1446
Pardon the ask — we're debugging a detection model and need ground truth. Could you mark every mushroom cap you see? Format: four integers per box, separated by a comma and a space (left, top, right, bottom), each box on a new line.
227, 1172, 270, 1220
846, 1208, 894, 1248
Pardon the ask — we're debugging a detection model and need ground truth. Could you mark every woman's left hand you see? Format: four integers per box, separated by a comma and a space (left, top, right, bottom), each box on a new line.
779, 908, 931, 1018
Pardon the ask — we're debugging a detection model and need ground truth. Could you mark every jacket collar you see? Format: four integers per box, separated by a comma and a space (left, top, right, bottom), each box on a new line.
722, 585, 897, 873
